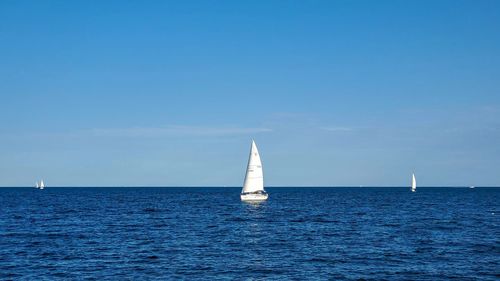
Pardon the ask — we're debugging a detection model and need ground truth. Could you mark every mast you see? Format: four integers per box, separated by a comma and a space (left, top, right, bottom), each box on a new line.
241, 140, 264, 193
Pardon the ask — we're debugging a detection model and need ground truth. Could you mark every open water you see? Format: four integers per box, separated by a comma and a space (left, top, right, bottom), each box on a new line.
0, 187, 498, 280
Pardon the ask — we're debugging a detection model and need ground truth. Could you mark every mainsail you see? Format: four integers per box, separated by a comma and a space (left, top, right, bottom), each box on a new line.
411, 173, 416, 192
241, 140, 264, 194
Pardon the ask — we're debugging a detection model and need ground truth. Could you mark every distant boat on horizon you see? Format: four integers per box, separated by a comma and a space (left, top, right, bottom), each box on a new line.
240, 140, 268, 201
411, 173, 416, 192
35, 180, 45, 190
470, 185, 475, 189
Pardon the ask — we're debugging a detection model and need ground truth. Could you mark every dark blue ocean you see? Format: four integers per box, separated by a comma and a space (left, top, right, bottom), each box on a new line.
0, 187, 498, 280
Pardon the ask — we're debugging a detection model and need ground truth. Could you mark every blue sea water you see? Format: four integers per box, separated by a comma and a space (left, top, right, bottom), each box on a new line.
0, 187, 498, 280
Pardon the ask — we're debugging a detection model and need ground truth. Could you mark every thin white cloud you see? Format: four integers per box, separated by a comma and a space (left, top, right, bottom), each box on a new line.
0, 125, 273, 139
443, 126, 500, 134
320, 126, 355, 132
88, 125, 273, 138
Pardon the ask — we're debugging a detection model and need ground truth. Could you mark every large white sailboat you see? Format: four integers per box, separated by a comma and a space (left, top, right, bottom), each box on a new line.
240, 140, 268, 201
411, 173, 416, 192
39, 180, 45, 190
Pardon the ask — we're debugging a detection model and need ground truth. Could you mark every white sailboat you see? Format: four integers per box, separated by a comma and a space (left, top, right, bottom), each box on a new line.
39, 180, 45, 190
35, 182, 39, 189
241, 140, 268, 201
411, 173, 416, 192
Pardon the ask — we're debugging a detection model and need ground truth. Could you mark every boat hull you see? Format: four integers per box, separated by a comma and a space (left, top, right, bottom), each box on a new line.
240, 193, 268, 201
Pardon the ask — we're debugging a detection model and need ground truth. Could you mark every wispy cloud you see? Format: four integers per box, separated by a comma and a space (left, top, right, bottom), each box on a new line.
442, 126, 500, 134
87, 125, 273, 138
320, 126, 355, 132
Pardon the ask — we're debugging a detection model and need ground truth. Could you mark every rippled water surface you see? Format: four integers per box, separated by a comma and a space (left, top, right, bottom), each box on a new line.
0, 187, 499, 280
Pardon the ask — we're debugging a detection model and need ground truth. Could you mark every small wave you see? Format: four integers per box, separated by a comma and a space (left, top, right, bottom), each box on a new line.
225, 217, 246, 222
382, 223, 400, 227
415, 247, 435, 253
0, 273, 23, 279
309, 257, 331, 263
471, 243, 498, 254
58, 209, 78, 215
193, 265, 214, 271
312, 218, 338, 223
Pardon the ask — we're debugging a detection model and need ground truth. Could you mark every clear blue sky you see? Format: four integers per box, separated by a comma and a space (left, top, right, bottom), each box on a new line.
1, 0, 499, 186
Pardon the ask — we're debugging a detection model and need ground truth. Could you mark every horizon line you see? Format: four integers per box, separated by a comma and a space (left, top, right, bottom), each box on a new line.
0, 185, 497, 188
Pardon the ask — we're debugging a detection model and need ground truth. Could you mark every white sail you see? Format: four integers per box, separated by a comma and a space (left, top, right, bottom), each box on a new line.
35, 182, 39, 189
241, 140, 264, 194
411, 173, 416, 192
40, 180, 45, 189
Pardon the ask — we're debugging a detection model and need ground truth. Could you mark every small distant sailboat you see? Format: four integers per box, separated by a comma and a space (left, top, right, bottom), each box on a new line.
411, 173, 416, 192
240, 140, 268, 201
35, 180, 45, 189
35, 180, 44, 190
469, 185, 475, 189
